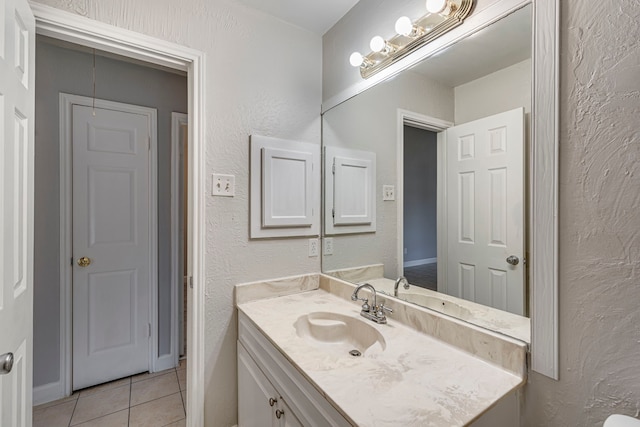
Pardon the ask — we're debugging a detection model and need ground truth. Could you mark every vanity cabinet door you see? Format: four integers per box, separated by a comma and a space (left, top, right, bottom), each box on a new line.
277, 398, 303, 427
238, 342, 278, 427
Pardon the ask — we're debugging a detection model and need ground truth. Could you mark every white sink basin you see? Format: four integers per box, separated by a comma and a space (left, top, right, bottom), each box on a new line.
294, 312, 386, 357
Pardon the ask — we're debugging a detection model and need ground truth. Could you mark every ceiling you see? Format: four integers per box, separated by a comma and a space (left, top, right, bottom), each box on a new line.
410, 5, 532, 87
236, 0, 360, 35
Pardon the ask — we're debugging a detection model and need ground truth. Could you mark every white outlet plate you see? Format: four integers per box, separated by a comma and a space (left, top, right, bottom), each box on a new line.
308, 238, 319, 257
383, 185, 395, 201
212, 174, 235, 197
323, 237, 333, 255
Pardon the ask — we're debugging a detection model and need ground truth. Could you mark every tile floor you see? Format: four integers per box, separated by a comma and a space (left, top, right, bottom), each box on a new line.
33, 359, 187, 427
404, 263, 438, 291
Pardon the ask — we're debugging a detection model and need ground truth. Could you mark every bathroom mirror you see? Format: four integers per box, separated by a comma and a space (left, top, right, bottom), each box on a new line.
322, 4, 532, 343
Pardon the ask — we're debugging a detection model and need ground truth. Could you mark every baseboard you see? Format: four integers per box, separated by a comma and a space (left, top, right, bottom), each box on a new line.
403, 257, 437, 268
33, 381, 65, 406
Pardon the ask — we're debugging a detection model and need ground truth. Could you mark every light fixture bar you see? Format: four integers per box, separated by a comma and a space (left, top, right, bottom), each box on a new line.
354, 0, 474, 79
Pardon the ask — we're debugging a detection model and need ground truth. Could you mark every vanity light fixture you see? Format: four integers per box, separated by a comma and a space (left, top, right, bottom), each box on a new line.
426, 0, 456, 16
395, 16, 425, 38
370, 36, 396, 54
351, 0, 474, 79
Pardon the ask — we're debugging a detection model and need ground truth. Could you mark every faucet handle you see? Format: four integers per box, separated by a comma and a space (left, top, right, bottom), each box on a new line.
375, 303, 392, 320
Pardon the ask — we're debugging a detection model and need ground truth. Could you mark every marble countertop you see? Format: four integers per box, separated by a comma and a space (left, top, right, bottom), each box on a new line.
237, 281, 526, 427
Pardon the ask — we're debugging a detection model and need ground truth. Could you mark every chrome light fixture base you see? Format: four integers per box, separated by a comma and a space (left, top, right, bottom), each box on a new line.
359, 0, 474, 79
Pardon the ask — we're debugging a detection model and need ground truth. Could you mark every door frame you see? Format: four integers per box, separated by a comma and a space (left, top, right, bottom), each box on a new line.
396, 109, 452, 293
32, 3, 207, 426
60, 93, 159, 387
171, 112, 188, 360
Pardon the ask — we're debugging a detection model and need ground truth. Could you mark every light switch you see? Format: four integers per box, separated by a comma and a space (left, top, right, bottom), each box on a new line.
383, 185, 395, 201
212, 174, 235, 197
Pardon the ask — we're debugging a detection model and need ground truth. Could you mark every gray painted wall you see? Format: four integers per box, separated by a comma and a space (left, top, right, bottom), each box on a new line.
34, 37, 187, 387
403, 126, 438, 263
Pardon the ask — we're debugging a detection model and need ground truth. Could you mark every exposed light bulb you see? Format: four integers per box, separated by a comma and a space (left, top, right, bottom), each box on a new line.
370, 36, 387, 53
395, 16, 414, 37
426, 0, 448, 14
349, 52, 364, 67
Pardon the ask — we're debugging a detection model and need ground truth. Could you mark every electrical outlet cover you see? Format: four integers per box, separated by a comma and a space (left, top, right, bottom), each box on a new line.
383, 185, 395, 201
323, 237, 334, 255
308, 238, 319, 257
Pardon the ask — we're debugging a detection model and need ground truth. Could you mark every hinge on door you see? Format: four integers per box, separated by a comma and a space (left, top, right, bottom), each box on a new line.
189, 276, 193, 289
148, 323, 151, 338
71, 257, 74, 266
332, 208, 335, 218
332, 162, 335, 174
148, 136, 151, 151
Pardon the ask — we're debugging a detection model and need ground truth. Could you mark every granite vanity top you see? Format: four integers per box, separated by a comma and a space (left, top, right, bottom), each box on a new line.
236, 274, 527, 427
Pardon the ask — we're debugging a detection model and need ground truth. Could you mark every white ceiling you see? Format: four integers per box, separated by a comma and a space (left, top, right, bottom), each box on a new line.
410, 5, 532, 87
236, 0, 360, 35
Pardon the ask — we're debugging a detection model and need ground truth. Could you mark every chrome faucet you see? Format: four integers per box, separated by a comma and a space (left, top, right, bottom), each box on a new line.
351, 283, 392, 324
394, 276, 410, 297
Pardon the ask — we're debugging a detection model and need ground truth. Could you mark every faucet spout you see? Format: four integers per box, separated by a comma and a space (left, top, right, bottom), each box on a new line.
352, 283, 377, 309
394, 276, 410, 297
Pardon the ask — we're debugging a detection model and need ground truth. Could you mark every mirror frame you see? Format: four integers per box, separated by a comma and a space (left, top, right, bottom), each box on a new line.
321, 0, 559, 380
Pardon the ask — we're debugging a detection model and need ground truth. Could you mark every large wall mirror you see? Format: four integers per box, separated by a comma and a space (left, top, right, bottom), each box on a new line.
321, 1, 560, 374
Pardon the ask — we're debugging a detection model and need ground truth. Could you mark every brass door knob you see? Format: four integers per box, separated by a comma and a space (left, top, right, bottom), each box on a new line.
77, 256, 91, 267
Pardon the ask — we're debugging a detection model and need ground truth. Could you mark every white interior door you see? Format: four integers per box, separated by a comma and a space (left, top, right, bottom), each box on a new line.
72, 104, 152, 390
445, 108, 525, 315
0, 0, 34, 425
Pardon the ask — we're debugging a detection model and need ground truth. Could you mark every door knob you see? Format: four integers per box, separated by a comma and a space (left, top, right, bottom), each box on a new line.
0, 352, 14, 375
77, 256, 91, 267
506, 255, 520, 266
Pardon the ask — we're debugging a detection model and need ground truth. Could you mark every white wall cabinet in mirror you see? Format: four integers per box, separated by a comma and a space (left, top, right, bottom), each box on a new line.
250, 135, 320, 239
325, 147, 376, 234
321, 0, 559, 380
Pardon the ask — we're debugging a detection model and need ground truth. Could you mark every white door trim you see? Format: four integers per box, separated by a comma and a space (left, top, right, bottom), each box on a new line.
31, 3, 207, 425
396, 109, 453, 292
60, 93, 159, 387
171, 112, 188, 363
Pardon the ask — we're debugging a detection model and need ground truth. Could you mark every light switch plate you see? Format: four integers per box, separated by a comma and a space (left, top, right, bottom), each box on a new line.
383, 185, 395, 201
212, 174, 235, 197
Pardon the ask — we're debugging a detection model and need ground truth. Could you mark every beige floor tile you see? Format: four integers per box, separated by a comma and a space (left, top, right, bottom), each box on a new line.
129, 393, 185, 427
72, 409, 129, 427
79, 377, 131, 398
33, 392, 79, 410
33, 400, 76, 427
132, 367, 175, 383
177, 368, 187, 391
70, 384, 130, 426
130, 371, 180, 406
163, 419, 187, 427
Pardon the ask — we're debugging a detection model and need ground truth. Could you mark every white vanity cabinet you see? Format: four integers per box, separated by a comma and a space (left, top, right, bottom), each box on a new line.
237, 311, 353, 427
238, 343, 302, 427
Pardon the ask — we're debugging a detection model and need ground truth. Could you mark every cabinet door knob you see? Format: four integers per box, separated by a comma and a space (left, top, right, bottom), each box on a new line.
275, 409, 284, 419
269, 397, 277, 407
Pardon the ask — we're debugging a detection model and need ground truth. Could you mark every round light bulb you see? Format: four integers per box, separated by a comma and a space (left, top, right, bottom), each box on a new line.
395, 16, 413, 36
349, 52, 364, 67
426, 0, 447, 14
370, 36, 387, 53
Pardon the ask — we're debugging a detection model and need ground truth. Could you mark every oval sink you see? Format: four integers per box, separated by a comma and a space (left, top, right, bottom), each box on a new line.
294, 312, 386, 357
400, 293, 474, 320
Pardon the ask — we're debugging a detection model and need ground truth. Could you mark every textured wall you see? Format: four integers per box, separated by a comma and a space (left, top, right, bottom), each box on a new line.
34, 38, 187, 387
32, 0, 322, 425
322, 69, 454, 278
521, 0, 640, 425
